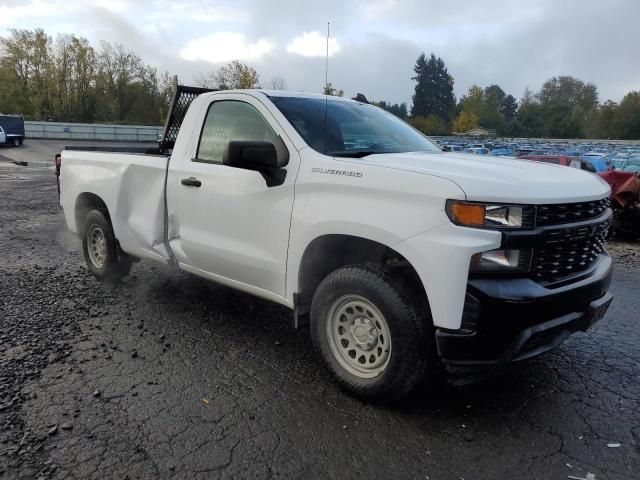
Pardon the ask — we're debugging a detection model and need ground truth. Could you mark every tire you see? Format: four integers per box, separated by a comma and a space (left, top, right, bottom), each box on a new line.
310, 266, 434, 402
82, 210, 132, 283
11, 138, 19, 147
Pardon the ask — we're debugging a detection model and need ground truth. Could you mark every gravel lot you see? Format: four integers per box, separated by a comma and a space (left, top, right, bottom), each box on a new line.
1, 140, 639, 480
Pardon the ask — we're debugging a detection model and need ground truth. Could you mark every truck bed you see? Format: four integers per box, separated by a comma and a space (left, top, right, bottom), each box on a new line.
60, 149, 171, 263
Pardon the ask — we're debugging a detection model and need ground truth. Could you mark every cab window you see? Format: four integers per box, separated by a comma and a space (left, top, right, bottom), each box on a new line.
196, 100, 278, 163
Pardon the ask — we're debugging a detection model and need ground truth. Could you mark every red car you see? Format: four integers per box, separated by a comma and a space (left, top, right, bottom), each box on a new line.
598, 171, 640, 239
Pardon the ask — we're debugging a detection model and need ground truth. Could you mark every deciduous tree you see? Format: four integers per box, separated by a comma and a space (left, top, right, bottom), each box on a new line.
452, 111, 479, 133
409, 114, 450, 135
267, 76, 287, 90
613, 92, 640, 139
195, 61, 260, 90
0, 29, 173, 124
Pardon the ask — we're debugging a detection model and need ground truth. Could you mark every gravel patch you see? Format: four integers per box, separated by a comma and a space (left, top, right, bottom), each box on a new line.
1, 149, 639, 480
607, 238, 640, 270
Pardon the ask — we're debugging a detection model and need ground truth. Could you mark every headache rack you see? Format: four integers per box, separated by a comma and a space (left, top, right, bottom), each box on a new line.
159, 85, 216, 152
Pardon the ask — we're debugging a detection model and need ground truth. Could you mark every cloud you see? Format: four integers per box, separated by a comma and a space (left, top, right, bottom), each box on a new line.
180, 32, 275, 63
0, 0, 58, 26
286, 31, 340, 57
146, 2, 246, 29
361, 0, 397, 20
2, 0, 638, 104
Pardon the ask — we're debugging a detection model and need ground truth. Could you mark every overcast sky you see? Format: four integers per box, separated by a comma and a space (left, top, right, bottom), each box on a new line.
1, 0, 638, 105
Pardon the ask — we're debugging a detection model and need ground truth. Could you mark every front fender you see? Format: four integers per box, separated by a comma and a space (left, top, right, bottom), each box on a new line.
286, 153, 467, 304
394, 223, 501, 330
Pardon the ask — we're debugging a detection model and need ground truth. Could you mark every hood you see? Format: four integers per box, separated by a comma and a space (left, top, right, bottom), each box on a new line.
349, 151, 611, 204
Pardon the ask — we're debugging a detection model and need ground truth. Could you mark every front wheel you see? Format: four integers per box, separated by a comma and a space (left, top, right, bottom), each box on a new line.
82, 210, 132, 283
310, 266, 434, 402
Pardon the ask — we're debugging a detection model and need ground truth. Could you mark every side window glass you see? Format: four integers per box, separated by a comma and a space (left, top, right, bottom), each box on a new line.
196, 100, 279, 163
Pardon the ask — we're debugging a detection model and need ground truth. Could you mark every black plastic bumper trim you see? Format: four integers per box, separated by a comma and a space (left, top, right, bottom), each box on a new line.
435, 254, 613, 368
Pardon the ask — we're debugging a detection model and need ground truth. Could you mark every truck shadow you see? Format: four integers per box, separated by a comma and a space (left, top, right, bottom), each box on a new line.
117, 261, 567, 420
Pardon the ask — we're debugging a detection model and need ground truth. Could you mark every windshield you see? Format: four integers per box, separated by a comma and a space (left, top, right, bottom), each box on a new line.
269, 96, 442, 157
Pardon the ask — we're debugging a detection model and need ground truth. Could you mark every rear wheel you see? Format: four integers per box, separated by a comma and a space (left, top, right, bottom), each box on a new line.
310, 266, 434, 402
11, 138, 19, 147
82, 210, 131, 283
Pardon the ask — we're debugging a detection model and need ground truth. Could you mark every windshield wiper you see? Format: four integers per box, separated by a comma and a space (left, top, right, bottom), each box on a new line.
326, 150, 388, 158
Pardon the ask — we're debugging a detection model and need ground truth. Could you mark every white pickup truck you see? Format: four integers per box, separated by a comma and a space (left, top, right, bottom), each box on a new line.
58, 87, 614, 401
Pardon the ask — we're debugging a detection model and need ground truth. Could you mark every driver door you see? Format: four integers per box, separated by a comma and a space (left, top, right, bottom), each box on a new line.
167, 96, 299, 300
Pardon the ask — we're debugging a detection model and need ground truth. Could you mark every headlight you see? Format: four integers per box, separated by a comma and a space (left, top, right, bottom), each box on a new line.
446, 200, 532, 229
470, 249, 532, 273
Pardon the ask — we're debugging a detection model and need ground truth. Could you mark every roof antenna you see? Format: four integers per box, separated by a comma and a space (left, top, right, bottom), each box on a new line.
323, 22, 330, 155
325, 22, 329, 89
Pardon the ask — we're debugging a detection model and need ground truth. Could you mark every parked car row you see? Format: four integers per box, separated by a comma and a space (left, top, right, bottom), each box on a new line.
436, 137, 640, 239
436, 137, 640, 173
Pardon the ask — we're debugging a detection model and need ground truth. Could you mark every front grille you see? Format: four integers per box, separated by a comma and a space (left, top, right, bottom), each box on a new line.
536, 198, 610, 226
530, 218, 610, 280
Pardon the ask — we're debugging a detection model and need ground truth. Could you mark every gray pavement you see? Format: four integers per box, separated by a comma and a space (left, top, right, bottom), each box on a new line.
0, 141, 638, 479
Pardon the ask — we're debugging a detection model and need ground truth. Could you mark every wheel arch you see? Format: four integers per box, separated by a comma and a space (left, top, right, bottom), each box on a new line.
295, 234, 430, 324
75, 192, 111, 234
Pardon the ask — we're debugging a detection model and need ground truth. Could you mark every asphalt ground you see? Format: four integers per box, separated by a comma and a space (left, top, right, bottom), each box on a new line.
1, 140, 639, 480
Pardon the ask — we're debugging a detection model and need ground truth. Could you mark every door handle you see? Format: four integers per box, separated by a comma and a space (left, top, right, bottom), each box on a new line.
181, 177, 202, 187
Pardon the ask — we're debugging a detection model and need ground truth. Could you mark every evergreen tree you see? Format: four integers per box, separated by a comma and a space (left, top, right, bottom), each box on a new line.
501, 95, 518, 120
375, 100, 408, 119
322, 82, 343, 97
410, 53, 455, 122
484, 85, 506, 105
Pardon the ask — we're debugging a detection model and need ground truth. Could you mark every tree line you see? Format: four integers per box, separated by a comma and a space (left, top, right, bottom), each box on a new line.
1, 28, 638, 139
0, 29, 176, 124
382, 53, 640, 139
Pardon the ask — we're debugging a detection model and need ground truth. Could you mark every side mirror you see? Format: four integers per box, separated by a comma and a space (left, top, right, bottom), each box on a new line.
223, 140, 289, 170
223, 139, 289, 187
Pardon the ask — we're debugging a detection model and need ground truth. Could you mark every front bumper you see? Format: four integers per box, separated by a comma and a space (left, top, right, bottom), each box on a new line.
435, 253, 613, 370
